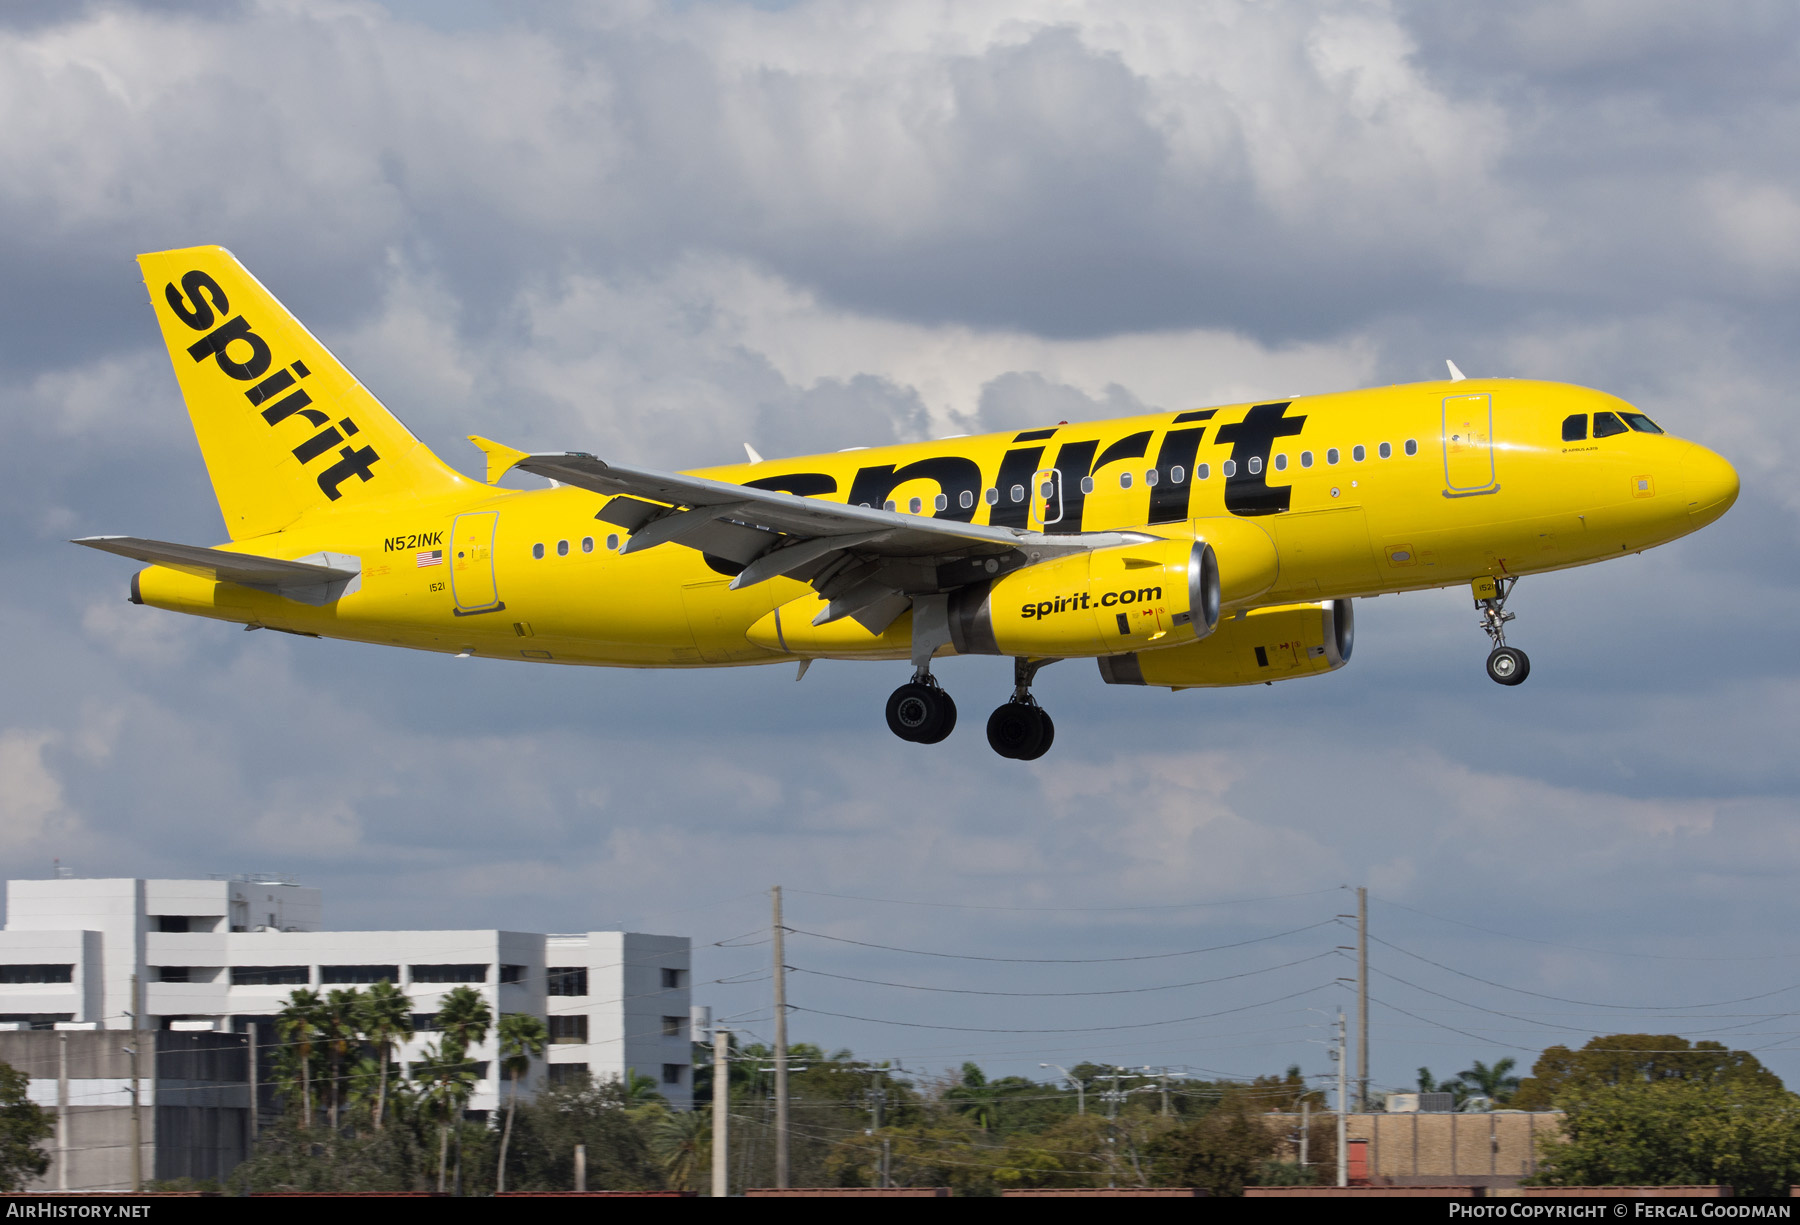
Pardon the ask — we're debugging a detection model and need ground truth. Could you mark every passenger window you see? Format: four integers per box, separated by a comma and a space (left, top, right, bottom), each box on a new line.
984, 488, 999, 505
934, 494, 947, 511
1562, 414, 1588, 442
1378, 442, 1391, 459
1327, 448, 1340, 465
1248, 456, 1263, 475
884, 500, 896, 511
1080, 476, 1096, 494
1352, 445, 1366, 462
1171, 466, 1186, 484
1010, 484, 1025, 503
959, 490, 975, 509
606, 534, 619, 551
1119, 472, 1132, 489
1222, 459, 1237, 477
908, 497, 922, 513
1593, 412, 1628, 438
1621, 412, 1664, 435
532, 543, 544, 560
1144, 469, 1158, 487
1301, 451, 1314, 468
556, 540, 569, 556
581, 537, 593, 553
1404, 439, 1418, 456
1195, 463, 1208, 480
1272, 454, 1287, 471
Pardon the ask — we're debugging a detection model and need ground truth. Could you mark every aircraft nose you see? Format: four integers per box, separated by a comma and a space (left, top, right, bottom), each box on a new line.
1682, 443, 1739, 529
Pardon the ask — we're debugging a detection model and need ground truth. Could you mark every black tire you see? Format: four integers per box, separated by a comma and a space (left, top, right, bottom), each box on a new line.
1018, 708, 1055, 760
917, 690, 957, 744
986, 703, 1042, 759
886, 683, 935, 741
1486, 646, 1530, 686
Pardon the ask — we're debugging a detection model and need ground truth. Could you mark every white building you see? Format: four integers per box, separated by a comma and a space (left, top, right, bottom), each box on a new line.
0, 876, 695, 1114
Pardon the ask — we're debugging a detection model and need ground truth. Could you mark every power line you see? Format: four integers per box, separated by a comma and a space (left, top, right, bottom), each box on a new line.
785, 887, 1342, 913
787, 950, 1340, 998
785, 918, 1337, 964
793, 982, 1340, 1035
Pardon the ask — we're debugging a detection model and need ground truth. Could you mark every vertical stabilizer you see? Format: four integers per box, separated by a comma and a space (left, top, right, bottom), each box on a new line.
138, 246, 471, 540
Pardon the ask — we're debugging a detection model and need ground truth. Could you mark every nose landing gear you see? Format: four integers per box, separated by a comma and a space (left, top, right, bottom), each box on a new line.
885, 668, 957, 743
1476, 576, 1530, 686
986, 658, 1056, 760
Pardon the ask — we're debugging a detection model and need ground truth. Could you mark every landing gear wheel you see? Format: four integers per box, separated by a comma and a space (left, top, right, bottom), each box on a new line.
1486, 646, 1530, 686
986, 703, 1054, 760
886, 682, 956, 743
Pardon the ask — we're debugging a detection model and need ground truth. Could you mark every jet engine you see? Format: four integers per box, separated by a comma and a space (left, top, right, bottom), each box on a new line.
1097, 599, 1354, 689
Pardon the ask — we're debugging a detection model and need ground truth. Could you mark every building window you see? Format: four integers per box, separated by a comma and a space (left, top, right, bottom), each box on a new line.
660, 968, 683, 990
412, 1013, 440, 1032
0, 965, 74, 984
157, 967, 191, 984
409, 964, 488, 984
548, 1016, 589, 1044
548, 1064, 589, 1086
547, 967, 588, 997
662, 1063, 685, 1085
154, 915, 191, 933
499, 965, 526, 985
662, 1015, 684, 1039
320, 965, 400, 985
229, 966, 309, 987
0, 1015, 72, 1030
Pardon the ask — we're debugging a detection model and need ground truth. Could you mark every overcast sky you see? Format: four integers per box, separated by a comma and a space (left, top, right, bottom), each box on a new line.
4, 0, 1799, 1098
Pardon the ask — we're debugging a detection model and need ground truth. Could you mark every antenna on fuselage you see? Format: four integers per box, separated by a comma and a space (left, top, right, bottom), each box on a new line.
1446, 360, 1467, 382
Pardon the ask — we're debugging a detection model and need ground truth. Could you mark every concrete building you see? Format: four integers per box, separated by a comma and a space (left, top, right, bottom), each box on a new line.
1266, 1110, 1563, 1190
0, 875, 695, 1188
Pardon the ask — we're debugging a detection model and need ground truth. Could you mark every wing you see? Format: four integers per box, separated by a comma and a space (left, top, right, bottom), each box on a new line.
512, 451, 1153, 635
73, 536, 360, 606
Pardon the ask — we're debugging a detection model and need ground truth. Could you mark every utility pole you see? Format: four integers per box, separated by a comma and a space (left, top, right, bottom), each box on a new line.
712, 1026, 730, 1198
128, 972, 142, 1193
1357, 886, 1369, 1112
56, 1032, 68, 1192
1299, 1097, 1309, 1172
772, 885, 789, 1189
1336, 1009, 1348, 1188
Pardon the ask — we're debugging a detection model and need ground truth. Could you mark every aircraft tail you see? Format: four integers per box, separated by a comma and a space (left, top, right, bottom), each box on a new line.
138, 246, 471, 540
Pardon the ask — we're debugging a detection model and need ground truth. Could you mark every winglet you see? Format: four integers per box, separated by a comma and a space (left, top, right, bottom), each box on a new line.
744, 442, 765, 465
1446, 360, 1467, 383
468, 435, 531, 484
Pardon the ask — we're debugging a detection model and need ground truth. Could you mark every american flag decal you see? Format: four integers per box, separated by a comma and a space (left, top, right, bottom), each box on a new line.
417, 549, 443, 568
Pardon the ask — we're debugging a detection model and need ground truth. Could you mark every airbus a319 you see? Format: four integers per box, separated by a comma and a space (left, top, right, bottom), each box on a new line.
78, 247, 1740, 759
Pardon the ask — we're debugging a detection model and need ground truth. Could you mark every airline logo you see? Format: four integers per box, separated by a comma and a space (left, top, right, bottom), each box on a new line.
161, 270, 381, 500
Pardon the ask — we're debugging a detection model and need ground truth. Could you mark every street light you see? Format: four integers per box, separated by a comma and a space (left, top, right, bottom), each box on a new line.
1040, 1063, 1085, 1115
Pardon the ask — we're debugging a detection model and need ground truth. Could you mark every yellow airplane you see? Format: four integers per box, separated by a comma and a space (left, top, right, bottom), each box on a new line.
77, 247, 1739, 759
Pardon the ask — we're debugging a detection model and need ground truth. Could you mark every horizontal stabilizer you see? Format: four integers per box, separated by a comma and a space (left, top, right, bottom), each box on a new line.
73, 536, 360, 606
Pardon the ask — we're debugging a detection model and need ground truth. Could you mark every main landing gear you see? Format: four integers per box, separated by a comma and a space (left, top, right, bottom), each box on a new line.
986, 658, 1055, 761
1476, 576, 1530, 686
885, 669, 957, 744
883, 658, 1057, 758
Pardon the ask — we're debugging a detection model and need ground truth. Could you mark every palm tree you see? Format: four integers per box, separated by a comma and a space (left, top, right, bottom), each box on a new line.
275, 988, 323, 1128
622, 1068, 667, 1108
1457, 1058, 1520, 1108
436, 985, 492, 1054
652, 1108, 710, 1191
413, 1038, 480, 1193
495, 1012, 547, 1193
356, 980, 413, 1130
318, 987, 364, 1130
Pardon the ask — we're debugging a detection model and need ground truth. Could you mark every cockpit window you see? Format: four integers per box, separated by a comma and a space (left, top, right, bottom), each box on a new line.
1592, 411, 1628, 438
1561, 414, 1588, 442
1620, 412, 1664, 435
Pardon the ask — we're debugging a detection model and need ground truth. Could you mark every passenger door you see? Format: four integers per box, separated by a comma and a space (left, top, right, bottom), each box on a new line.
449, 512, 503, 614
1441, 393, 1498, 496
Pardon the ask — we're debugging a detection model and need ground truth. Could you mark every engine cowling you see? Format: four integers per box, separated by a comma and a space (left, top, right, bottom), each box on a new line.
949, 536, 1218, 658
1096, 599, 1354, 689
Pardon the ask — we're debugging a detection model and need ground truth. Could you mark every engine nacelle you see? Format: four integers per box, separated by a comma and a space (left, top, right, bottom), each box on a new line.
1097, 599, 1354, 689
949, 537, 1219, 658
